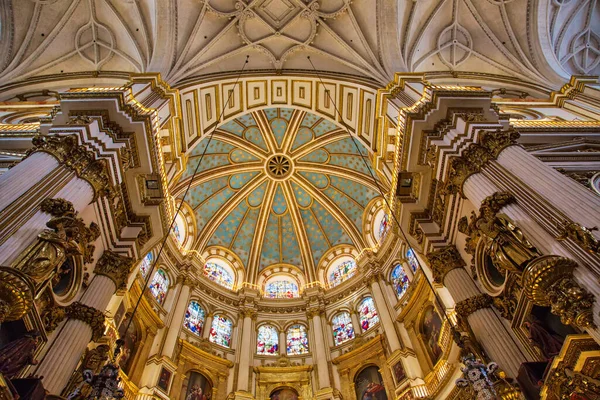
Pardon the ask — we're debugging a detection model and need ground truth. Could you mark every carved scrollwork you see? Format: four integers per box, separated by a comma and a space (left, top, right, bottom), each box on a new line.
94, 251, 134, 290
40, 198, 75, 217
556, 221, 599, 255
65, 301, 106, 341
426, 245, 465, 283
522, 256, 595, 329
41, 304, 66, 333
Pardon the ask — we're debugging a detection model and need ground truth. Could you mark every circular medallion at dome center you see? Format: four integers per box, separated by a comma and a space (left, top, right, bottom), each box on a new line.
266, 154, 293, 180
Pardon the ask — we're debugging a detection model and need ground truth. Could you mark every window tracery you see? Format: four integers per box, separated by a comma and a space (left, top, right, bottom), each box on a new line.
391, 264, 410, 299
286, 324, 309, 355
184, 300, 206, 336
358, 297, 379, 332
148, 269, 168, 305
328, 258, 357, 288
203, 261, 234, 290
256, 325, 279, 355
209, 315, 233, 348
265, 279, 299, 299
139, 252, 153, 278
407, 248, 419, 273
332, 312, 355, 345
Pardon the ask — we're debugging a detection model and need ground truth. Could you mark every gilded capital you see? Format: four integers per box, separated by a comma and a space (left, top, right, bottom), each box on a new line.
29, 135, 112, 201
40, 198, 75, 217
522, 256, 595, 329
65, 301, 106, 341
94, 250, 134, 290
427, 245, 465, 283
306, 306, 324, 319
455, 294, 493, 329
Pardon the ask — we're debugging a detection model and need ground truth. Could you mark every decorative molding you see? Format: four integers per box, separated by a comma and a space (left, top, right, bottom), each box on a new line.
426, 245, 465, 283
94, 250, 135, 290
65, 301, 106, 341
454, 294, 493, 328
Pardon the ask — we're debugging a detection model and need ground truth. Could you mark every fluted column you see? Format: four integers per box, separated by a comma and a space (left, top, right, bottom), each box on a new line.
350, 311, 361, 334
279, 330, 286, 355
162, 277, 193, 359
35, 251, 133, 394
428, 246, 527, 377
203, 313, 214, 339
368, 277, 401, 352
236, 309, 255, 392
308, 308, 331, 389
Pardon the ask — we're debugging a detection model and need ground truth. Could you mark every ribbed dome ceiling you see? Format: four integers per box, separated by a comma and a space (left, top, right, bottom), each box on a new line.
175, 108, 384, 279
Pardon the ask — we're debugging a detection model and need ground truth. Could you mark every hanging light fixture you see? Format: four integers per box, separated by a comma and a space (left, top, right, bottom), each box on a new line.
455, 355, 499, 400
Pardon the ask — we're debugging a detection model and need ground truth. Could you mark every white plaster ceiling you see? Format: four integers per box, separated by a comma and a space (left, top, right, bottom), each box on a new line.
0, 0, 597, 88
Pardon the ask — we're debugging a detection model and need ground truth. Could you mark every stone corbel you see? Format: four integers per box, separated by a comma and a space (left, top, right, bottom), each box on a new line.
522, 255, 596, 329
426, 245, 465, 283
94, 250, 135, 290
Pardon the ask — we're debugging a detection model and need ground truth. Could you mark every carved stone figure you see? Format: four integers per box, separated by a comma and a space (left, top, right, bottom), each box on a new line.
0, 331, 41, 379
524, 318, 564, 360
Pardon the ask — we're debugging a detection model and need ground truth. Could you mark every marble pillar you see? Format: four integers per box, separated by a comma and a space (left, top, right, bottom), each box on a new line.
236, 311, 254, 392
310, 311, 331, 389
369, 279, 401, 352
162, 281, 192, 359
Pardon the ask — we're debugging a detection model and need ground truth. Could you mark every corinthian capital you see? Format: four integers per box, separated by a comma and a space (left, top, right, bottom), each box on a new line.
427, 245, 465, 283
65, 302, 106, 341
94, 251, 134, 290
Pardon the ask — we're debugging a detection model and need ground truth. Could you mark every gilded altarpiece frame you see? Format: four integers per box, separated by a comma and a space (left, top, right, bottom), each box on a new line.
332, 335, 395, 400
253, 364, 313, 400
171, 341, 233, 400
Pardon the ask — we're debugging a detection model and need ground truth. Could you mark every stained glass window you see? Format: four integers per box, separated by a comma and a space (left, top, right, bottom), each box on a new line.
358, 297, 379, 332
203, 261, 234, 290
378, 213, 390, 242
149, 269, 169, 305
328, 259, 357, 288
172, 214, 185, 244
286, 324, 309, 355
139, 252, 153, 277
407, 249, 419, 273
183, 301, 205, 336
209, 315, 233, 348
332, 312, 355, 345
256, 325, 279, 355
391, 264, 410, 299
265, 280, 299, 299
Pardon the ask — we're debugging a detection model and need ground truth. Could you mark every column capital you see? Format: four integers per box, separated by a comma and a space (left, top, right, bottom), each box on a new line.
65, 301, 106, 341
426, 245, 465, 283
306, 306, 324, 319
239, 307, 257, 320
28, 134, 112, 201
454, 294, 493, 329
94, 250, 134, 290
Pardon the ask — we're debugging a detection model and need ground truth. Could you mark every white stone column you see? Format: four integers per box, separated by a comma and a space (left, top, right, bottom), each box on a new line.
162, 279, 192, 359
350, 311, 361, 334
35, 251, 133, 395
369, 279, 401, 352
279, 330, 286, 355
309, 310, 331, 389
497, 145, 600, 230
203, 313, 214, 339
236, 310, 254, 392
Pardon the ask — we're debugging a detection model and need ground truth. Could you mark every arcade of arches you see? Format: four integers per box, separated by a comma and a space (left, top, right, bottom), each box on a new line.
0, 1, 599, 400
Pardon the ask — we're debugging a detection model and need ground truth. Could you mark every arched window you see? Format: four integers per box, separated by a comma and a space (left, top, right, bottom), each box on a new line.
358, 297, 379, 332
332, 312, 355, 345
149, 269, 169, 305
209, 315, 233, 348
265, 280, 299, 299
183, 301, 206, 336
203, 260, 234, 290
391, 264, 410, 299
374, 209, 390, 243
257, 325, 279, 355
286, 324, 309, 355
172, 214, 185, 244
139, 252, 153, 277
328, 258, 357, 288
407, 248, 419, 273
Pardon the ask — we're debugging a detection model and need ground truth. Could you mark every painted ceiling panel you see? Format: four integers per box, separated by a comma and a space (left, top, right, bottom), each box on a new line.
177, 108, 384, 274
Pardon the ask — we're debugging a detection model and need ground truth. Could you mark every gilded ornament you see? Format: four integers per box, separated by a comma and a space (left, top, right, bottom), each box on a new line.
62, 344, 110, 398
42, 304, 66, 333
426, 245, 465, 283
94, 250, 134, 290
40, 198, 75, 217
556, 221, 599, 255
478, 129, 520, 158
522, 256, 595, 329
455, 294, 493, 328
0, 267, 34, 323
65, 302, 106, 341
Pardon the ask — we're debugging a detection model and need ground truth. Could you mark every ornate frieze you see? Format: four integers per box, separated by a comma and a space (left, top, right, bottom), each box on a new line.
65, 301, 106, 341
522, 256, 595, 329
427, 245, 465, 283
94, 250, 134, 290
28, 135, 112, 201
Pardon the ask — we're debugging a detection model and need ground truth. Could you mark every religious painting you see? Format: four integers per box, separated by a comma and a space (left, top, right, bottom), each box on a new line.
378, 213, 389, 242
270, 388, 299, 400
392, 361, 406, 385
354, 366, 388, 400
113, 301, 125, 328
183, 371, 212, 400
51, 257, 75, 296
117, 315, 139, 374
157, 367, 172, 392
421, 306, 443, 365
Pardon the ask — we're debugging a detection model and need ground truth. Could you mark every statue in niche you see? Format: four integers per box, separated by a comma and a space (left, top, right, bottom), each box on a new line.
0, 330, 41, 379
524, 316, 565, 360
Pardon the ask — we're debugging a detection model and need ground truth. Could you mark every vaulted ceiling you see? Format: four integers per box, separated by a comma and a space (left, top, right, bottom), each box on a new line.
1, 0, 597, 88
172, 107, 385, 279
